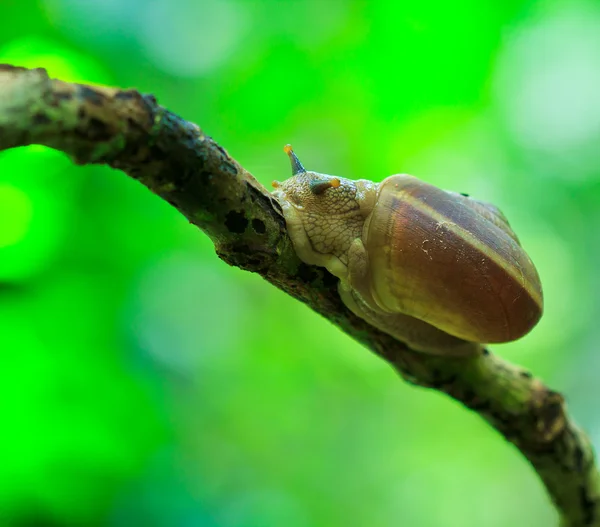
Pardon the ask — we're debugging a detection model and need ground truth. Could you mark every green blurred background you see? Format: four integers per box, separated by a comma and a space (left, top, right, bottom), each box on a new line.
0, 0, 598, 525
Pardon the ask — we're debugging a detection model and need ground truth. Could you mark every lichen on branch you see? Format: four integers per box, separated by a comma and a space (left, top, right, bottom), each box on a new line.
0, 64, 598, 526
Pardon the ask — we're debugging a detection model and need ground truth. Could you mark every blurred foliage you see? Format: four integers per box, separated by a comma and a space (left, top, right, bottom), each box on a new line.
1, 0, 599, 525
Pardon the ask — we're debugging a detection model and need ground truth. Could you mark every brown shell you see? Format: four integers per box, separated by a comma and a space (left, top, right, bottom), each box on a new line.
364, 175, 543, 343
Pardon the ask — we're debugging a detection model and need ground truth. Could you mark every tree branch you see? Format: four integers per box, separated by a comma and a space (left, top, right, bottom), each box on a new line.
0, 64, 598, 526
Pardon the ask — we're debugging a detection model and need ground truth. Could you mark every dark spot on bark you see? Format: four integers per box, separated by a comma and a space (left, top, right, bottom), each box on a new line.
126, 117, 136, 129
462, 388, 476, 403
428, 371, 446, 387
79, 85, 105, 106
297, 263, 318, 284
482, 347, 490, 356
143, 93, 158, 106
217, 244, 274, 272
322, 270, 339, 289
221, 160, 238, 177
115, 89, 139, 100
51, 91, 73, 106
32, 113, 50, 125
246, 257, 263, 267
243, 182, 285, 228
466, 396, 490, 412
216, 144, 228, 157
251, 218, 266, 234
77, 107, 86, 119
460, 192, 470, 197
148, 145, 168, 163
439, 373, 458, 386
539, 394, 563, 433
87, 117, 111, 140
579, 485, 596, 525
574, 445, 585, 472
225, 210, 248, 233
520, 370, 532, 379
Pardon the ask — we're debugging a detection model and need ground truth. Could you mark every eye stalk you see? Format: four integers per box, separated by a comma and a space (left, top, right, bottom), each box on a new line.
310, 177, 341, 195
282, 144, 340, 195
284, 144, 306, 175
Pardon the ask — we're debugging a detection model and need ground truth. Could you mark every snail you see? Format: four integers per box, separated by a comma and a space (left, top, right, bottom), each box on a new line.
272, 145, 543, 356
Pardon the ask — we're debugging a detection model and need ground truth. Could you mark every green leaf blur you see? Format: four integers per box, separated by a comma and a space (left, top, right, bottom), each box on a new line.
0, 1, 598, 526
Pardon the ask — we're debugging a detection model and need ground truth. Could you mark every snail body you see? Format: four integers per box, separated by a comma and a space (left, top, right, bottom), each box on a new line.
272, 146, 543, 356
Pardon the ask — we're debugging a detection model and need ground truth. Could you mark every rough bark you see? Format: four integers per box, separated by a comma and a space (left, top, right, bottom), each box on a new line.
0, 64, 598, 526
